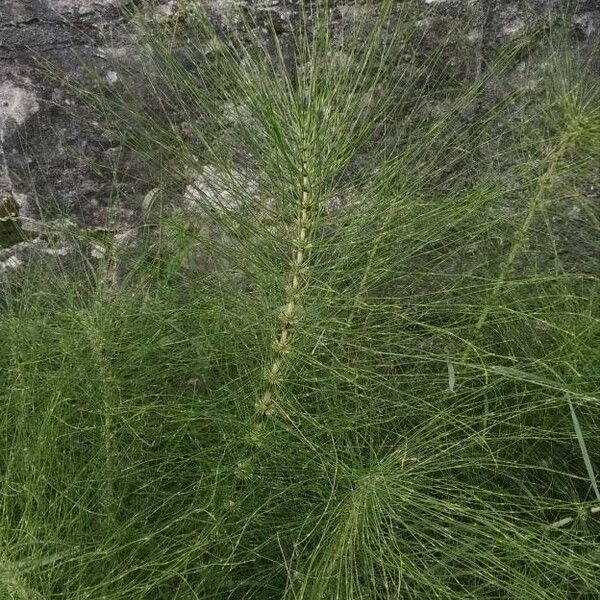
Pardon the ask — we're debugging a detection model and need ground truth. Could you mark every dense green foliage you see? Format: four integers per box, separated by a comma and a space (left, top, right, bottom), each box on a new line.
1, 2, 599, 598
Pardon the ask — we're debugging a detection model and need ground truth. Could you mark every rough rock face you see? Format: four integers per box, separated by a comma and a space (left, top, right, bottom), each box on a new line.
0, 0, 598, 250
0, 0, 146, 240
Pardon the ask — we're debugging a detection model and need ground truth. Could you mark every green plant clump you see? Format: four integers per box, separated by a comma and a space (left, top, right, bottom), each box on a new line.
1, 2, 599, 598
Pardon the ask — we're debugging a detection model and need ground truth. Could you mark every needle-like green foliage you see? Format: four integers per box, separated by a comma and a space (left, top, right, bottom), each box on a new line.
1, 2, 599, 598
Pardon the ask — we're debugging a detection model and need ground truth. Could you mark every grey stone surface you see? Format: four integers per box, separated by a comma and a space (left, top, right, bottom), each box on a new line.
0, 0, 598, 248
0, 0, 145, 235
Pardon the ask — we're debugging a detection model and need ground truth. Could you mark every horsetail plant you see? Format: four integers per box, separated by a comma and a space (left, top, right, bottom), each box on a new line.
1, 1, 599, 599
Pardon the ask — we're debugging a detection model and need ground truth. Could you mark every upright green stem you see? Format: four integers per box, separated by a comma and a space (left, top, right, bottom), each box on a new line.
255, 151, 313, 418
88, 324, 118, 528
460, 125, 579, 426
234, 144, 316, 482
468, 127, 578, 341
474, 131, 577, 340
0, 349, 43, 600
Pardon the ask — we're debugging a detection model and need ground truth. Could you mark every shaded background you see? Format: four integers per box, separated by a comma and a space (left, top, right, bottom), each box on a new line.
0, 0, 598, 249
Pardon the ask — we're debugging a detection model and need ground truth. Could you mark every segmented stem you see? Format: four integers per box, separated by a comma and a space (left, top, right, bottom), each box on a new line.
88, 325, 118, 527
463, 125, 579, 364
459, 126, 579, 426
256, 155, 312, 417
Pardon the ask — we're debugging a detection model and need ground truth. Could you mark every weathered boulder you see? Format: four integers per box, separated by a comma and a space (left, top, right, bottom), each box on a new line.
0, 0, 598, 251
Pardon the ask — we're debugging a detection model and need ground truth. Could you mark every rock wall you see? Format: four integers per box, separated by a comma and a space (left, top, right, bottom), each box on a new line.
0, 0, 598, 249
1, 0, 138, 239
